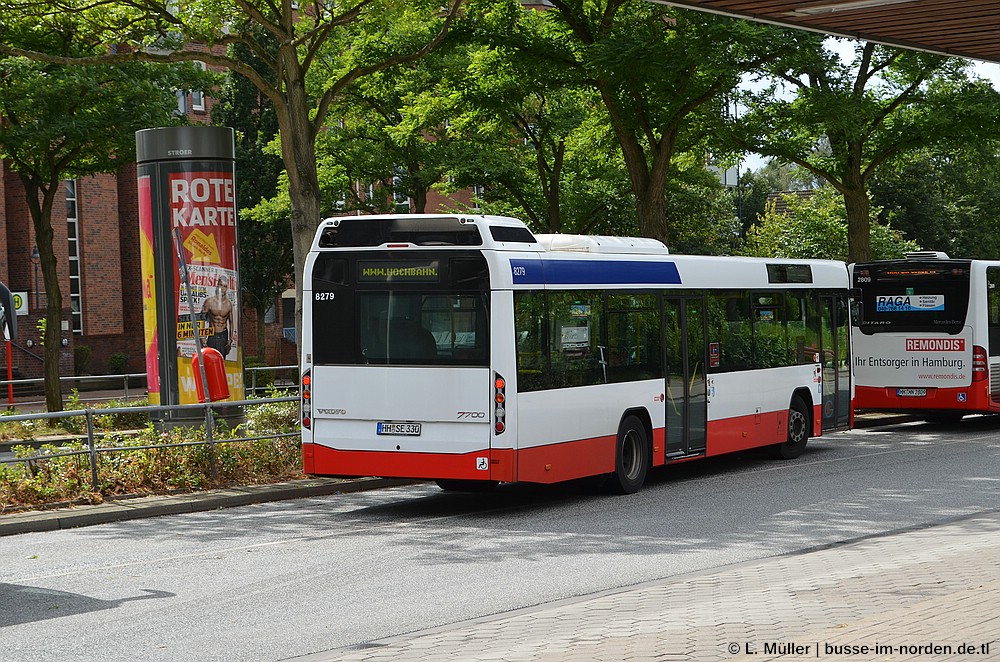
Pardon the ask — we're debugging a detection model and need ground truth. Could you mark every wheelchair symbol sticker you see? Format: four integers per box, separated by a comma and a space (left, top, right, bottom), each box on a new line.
957, 393, 967, 402
476, 457, 489, 471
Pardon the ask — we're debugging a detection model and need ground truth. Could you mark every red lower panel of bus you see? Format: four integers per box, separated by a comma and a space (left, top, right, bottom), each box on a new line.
304, 427, 667, 485
704, 408, 796, 457
516, 436, 616, 483
303, 443, 515, 482
703, 402, 825, 456
855, 385, 999, 413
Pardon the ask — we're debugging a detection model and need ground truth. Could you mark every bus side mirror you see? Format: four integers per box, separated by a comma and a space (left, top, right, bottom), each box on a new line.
848, 299, 861, 327
0, 282, 16, 340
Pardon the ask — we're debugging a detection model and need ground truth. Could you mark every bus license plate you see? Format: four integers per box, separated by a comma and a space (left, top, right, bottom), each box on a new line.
896, 388, 927, 397
377, 422, 422, 436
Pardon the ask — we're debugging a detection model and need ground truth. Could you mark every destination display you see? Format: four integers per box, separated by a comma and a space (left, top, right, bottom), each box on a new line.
358, 261, 440, 283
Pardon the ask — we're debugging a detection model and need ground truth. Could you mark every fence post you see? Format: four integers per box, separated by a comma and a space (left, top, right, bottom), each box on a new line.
86, 409, 99, 491
204, 403, 218, 481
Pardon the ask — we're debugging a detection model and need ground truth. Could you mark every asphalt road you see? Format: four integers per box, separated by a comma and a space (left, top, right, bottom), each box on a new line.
1, 416, 998, 662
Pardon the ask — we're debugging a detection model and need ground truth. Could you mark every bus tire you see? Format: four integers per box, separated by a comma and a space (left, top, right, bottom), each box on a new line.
770, 396, 809, 460
607, 415, 650, 495
435, 479, 499, 492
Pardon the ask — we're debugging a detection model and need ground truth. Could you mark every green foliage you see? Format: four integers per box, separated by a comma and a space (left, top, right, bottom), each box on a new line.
741, 186, 919, 261
109, 352, 129, 375
734, 38, 1000, 261
870, 145, 1000, 259
73, 344, 92, 376
241, 387, 298, 433
244, 357, 276, 393
0, 396, 301, 511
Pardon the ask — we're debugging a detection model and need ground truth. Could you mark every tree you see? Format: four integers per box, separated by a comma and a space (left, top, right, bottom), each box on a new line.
211, 29, 293, 360
870, 145, 1000, 259
0, 55, 206, 412
735, 38, 1000, 262
740, 186, 918, 261
541, 1, 798, 246
0, 0, 462, 348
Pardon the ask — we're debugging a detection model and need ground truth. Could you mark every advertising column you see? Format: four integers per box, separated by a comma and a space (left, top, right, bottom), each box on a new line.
136, 127, 244, 422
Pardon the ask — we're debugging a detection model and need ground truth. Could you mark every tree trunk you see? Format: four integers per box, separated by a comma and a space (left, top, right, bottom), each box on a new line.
842, 157, 872, 263
276, 53, 323, 355
256, 306, 267, 364
22, 176, 64, 413
599, 86, 673, 247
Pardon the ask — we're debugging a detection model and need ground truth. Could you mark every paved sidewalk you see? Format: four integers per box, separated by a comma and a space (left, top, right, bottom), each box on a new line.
299, 511, 1000, 662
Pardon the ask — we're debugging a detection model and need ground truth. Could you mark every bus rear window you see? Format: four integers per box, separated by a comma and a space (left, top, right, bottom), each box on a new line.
853, 261, 971, 334
318, 217, 482, 247
358, 293, 489, 366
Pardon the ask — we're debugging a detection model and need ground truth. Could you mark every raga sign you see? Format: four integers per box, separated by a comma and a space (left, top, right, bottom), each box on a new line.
875, 294, 944, 312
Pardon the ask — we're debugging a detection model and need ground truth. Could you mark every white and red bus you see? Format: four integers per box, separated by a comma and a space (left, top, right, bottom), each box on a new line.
301, 214, 851, 493
850, 252, 1000, 420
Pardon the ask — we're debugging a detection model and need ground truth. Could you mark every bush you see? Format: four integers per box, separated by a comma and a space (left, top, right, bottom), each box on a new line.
109, 352, 129, 375
0, 392, 303, 511
74, 345, 92, 375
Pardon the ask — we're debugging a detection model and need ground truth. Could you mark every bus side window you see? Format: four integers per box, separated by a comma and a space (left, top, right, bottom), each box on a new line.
549, 291, 604, 388
515, 291, 546, 391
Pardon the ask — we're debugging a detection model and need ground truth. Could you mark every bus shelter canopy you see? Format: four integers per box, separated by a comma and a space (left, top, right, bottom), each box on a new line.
654, 0, 1000, 64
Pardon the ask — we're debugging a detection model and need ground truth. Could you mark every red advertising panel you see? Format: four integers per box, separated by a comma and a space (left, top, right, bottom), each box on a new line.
170, 171, 244, 403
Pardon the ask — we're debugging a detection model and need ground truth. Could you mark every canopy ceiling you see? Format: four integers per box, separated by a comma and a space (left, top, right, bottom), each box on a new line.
654, 0, 1000, 63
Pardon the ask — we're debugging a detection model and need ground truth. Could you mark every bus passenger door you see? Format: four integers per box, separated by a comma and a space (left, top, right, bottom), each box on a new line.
664, 296, 708, 457
820, 293, 851, 430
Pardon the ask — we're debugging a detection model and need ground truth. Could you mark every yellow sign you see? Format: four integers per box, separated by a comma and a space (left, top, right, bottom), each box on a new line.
12, 292, 26, 315
183, 229, 222, 263
176, 320, 212, 341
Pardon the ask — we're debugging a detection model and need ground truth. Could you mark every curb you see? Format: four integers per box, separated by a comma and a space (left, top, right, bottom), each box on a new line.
0, 477, 419, 537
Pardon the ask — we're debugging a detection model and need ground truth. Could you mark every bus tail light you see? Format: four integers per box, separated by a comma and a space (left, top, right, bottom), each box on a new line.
494, 372, 506, 435
973, 346, 988, 382
301, 369, 312, 429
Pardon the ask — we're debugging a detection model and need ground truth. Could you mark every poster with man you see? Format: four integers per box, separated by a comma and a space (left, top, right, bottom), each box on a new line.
169, 169, 244, 401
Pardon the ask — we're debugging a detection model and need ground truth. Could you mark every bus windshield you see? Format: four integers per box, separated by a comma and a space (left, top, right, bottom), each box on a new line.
852, 260, 971, 335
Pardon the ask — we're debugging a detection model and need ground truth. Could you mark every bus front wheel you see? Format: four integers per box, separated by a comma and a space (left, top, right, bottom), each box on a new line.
770, 396, 809, 460
607, 415, 650, 495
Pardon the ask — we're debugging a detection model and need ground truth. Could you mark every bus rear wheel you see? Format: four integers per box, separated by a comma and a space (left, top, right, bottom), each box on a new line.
770, 396, 809, 460
607, 415, 650, 495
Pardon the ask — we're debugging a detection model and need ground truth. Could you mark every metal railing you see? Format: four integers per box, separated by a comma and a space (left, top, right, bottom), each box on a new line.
0, 365, 300, 409
0, 395, 300, 491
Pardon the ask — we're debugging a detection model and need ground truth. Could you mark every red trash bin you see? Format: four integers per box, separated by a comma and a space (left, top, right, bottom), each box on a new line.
191, 347, 231, 403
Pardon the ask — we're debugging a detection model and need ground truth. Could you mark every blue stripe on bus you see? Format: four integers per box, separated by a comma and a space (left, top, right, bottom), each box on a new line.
510, 259, 682, 285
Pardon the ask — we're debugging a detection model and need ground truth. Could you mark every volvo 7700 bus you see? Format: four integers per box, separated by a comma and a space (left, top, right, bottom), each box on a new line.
301, 214, 851, 494
851, 252, 1000, 420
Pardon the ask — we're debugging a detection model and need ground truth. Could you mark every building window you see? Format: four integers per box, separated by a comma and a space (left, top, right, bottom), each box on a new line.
66, 179, 83, 334
282, 290, 296, 343
472, 183, 485, 210
175, 90, 188, 116
191, 62, 207, 112
392, 166, 410, 213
